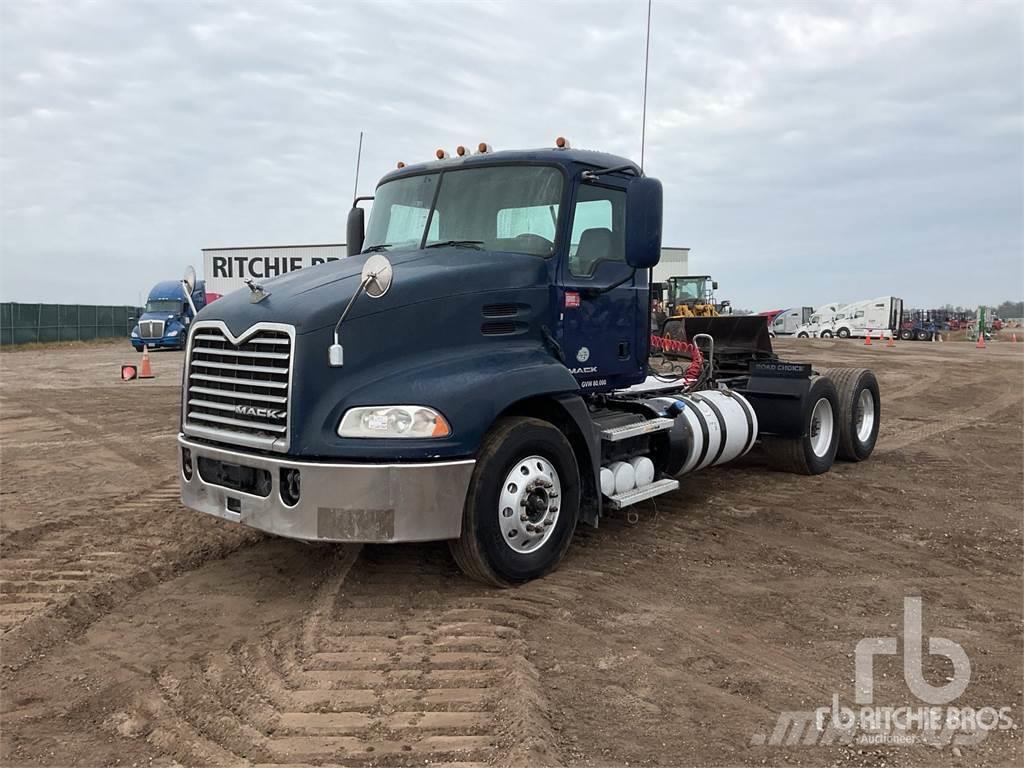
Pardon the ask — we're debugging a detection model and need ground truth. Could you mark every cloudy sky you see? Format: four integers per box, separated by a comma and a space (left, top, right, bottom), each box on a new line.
1, 0, 1021, 310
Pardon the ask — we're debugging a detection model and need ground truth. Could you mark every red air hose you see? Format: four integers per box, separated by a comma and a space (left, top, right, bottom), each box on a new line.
651, 334, 703, 379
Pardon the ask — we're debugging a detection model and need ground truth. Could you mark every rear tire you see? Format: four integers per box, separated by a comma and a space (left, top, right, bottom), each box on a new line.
836, 327, 851, 339
797, 332, 809, 338
762, 376, 839, 475
449, 417, 580, 587
819, 368, 880, 461
915, 329, 930, 341
900, 329, 914, 340
820, 330, 834, 339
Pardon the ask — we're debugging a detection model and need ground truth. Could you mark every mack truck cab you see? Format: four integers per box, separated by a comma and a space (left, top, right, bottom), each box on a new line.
177, 142, 882, 586
132, 279, 208, 351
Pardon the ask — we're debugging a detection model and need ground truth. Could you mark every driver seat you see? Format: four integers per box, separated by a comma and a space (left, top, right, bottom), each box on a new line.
574, 227, 612, 276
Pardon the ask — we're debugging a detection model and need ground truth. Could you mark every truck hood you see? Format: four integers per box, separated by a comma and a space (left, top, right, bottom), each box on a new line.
138, 312, 183, 323
195, 247, 551, 339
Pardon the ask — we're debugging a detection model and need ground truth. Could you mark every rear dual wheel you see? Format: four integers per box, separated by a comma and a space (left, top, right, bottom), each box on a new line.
819, 367, 880, 461
450, 417, 579, 587
763, 376, 840, 475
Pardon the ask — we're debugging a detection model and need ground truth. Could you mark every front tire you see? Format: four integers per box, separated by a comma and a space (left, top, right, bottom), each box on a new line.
836, 327, 851, 339
762, 376, 840, 475
819, 368, 880, 461
449, 417, 580, 587
820, 329, 834, 339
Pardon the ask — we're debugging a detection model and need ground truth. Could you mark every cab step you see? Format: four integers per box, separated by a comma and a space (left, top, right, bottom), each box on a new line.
600, 417, 674, 442
604, 477, 680, 509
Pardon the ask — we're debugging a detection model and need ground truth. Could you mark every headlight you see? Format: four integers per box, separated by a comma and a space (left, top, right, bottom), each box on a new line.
168, 329, 179, 337
131, 329, 139, 338
338, 406, 451, 438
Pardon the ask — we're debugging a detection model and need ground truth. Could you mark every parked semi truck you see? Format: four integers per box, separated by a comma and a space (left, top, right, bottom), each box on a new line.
176, 142, 881, 586
131, 279, 208, 351
817, 296, 903, 340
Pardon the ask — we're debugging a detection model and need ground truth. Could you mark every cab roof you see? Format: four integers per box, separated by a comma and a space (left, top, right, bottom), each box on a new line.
377, 147, 641, 186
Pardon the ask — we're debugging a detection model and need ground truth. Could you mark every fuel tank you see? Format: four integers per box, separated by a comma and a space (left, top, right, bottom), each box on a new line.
644, 390, 758, 476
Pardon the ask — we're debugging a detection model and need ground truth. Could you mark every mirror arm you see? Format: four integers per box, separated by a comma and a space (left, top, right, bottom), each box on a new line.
580, 268, 637, 299
334, 275, 372, 346
181, 281, 199, 319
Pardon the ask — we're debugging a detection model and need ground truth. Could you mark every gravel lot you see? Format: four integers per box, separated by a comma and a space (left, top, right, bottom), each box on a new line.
1, 338, 1021, 767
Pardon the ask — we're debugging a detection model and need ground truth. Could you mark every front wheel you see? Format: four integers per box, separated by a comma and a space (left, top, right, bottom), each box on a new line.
762, 376, 840, 475
820, 329, 834, 339
836, 327, 851, 339
449, 417, 580, 587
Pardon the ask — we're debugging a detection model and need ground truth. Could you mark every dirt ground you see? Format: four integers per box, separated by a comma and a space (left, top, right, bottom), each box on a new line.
1, 338, 1021, 767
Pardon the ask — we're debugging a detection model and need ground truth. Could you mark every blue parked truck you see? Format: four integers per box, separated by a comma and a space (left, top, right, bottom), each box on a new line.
177, 142, 882, 586
132, 279, 208, 351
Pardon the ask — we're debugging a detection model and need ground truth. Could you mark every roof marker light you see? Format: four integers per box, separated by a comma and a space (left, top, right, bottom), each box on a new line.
396, 161, 406, 169
555, 136, 570, 149
435, 148, 449, 160
455, 145, 470, 157
477, 142, 492, 154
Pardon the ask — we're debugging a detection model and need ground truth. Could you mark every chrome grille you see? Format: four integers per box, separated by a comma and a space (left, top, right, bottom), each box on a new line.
140, 320, 165, 339
183, 322, 294, 452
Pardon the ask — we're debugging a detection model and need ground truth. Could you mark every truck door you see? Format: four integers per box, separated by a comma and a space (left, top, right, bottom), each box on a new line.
557, 179, 643, 392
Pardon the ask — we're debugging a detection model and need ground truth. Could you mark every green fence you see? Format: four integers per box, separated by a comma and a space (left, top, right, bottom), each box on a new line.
0, 303, 143, 346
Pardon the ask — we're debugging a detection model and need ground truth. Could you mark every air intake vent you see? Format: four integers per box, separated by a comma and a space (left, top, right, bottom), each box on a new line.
481, 321, 526, 336
482, 303, 518, 318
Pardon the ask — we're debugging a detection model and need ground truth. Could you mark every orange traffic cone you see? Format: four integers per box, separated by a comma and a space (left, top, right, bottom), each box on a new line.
1013, 333, 1018, 343
864, 330, 872, 346
976, 333, 986, 350
887, 334, 895, 348
139, 345, 155, 378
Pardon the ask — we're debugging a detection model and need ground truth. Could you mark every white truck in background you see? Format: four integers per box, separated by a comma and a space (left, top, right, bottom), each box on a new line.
793, 302, 844, 338
769, 307, 814, 337
817, 296, 904, 339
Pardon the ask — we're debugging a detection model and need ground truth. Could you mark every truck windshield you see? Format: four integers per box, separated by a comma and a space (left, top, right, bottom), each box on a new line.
147, 299, 182, 313
364, 165, 564, 257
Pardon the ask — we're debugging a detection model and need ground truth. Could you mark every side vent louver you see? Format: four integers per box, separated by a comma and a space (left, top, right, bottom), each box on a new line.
481, 321, 521, 336
482, 303, 518, 318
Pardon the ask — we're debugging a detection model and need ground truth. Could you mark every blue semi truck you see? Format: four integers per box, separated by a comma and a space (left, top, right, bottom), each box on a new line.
131, 279, 208, 351
176, 142, 882, 586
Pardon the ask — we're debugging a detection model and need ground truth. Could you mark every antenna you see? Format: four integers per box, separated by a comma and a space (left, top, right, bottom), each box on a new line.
352, 130, 364, 203
640, 0, 652, 171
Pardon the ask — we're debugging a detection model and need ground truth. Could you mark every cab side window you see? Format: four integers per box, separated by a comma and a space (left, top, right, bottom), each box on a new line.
569, 184, 626, 277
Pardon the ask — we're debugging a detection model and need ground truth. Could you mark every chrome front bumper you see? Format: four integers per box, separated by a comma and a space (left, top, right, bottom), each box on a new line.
178, 435, 475, 543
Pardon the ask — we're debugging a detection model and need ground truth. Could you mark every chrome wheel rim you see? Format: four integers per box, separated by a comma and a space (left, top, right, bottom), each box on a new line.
809, 397, 835, 457
498, 455, 561, 554
855, 388, 875, 443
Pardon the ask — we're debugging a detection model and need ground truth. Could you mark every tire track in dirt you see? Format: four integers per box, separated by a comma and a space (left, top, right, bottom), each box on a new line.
877, 389, 1020, 453
0, 481, 259, 672
1, 390, 175, 470
139, 545, 561, 767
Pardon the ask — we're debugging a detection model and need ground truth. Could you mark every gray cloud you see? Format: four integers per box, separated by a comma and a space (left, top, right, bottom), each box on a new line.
1, 0, 1021, 310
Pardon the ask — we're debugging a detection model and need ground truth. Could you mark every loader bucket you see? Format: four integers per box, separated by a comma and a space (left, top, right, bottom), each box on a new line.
662, 315, 775, 372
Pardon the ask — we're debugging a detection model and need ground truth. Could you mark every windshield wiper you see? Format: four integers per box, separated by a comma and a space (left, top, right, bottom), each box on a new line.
425, 240, 484, 250
361, 244, 392, 253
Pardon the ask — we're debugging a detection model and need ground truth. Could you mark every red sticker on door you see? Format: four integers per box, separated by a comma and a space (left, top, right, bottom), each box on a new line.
565, 291, 580, 309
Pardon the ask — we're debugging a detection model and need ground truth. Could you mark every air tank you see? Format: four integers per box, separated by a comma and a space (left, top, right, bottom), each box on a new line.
645, 390, 758, 476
